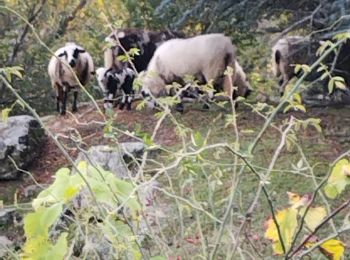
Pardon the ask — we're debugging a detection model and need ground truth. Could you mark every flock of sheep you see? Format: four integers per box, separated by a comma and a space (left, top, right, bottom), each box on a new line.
48, 28, 350, 115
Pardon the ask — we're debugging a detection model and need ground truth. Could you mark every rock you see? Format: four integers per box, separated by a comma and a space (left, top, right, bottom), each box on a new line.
22, 184, 46, 198
0, 236, 13, 258
0, 115, 46, 180
75, 142, 145, 178
0, 208, 16, 227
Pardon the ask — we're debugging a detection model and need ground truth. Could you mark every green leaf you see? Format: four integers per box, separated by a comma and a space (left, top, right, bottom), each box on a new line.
324, 159, 350, 199
33, 167, 83, 209
324, 184, 338, 199
150, 256, 167, 260
129, 47, 140, 56
294, 104, 306, 112
1, 108, 11, 122
333, 32, 350, 41
191, 131, 204, 147
301, 64, 311, 73
294, 64, 302, 74
316, 41, 332, 56
334, 80, 346, 90
49, 233, 68, 260
320, 72, 329, 81
328, 78, 335, 93
24, 203, 63, 238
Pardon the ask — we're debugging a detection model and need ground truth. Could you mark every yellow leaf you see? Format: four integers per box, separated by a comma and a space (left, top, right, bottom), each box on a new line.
302, 206, 327, 231
77, 160, 88, 175
287, 192, 301, 205
97, 0, 104, 7
319, 239, 345, 260
264, 208, 298, 254
287, 192, 310, 209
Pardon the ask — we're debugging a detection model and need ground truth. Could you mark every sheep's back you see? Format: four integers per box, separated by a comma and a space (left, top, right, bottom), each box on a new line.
150, 34, 235, 77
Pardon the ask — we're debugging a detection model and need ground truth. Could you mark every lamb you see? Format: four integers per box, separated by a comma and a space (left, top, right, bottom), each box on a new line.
104, 28, 184, 72
140, 33, 253, 109
48, 42, 94, 115
96, 67, 136, 110
272, 36, 350, 95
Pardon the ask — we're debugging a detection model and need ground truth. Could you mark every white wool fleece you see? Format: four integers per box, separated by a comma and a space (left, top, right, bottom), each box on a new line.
142, 34, 236, 97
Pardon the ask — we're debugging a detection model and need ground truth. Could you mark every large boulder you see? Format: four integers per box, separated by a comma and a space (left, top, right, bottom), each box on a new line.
0, 115, 46, 180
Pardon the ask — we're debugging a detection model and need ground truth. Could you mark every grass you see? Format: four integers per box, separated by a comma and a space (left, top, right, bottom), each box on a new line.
141, 101, 350, 258
2, 99, 350, 258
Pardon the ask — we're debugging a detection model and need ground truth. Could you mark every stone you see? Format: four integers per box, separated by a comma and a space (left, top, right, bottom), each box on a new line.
0, 115, 46, 180
75, 142, 145, 178
0, 236, 13, 258
0, 208, 16, 227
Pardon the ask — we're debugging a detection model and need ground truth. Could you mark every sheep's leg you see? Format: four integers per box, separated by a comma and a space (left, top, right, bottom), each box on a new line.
61, 89, 68, 115
126, 94, 133, 110
56, 97, 60, 112
119, 92, 126, 110
72, 90, 78, 112
279, 78, 290, 97
55, 84, 63, 113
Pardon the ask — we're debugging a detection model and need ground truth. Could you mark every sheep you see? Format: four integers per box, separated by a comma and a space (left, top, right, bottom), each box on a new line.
48, 42, 94, 115
272, 36, 350, 96
96, 67, 136, 110
271, 36, 312, 95
104, 28, 184, 72
140, 33, 253, 110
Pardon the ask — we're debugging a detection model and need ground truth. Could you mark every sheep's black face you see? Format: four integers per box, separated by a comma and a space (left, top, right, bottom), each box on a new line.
69, 59, 76, 68
66, 48, 86, 68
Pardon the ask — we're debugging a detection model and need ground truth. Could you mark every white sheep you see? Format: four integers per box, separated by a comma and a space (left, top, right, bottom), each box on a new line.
271, 36, 314, 95
272, 36, 350, 96
48, 42, 94, 115
140, 34, 252, 109
96, 67, 136, 110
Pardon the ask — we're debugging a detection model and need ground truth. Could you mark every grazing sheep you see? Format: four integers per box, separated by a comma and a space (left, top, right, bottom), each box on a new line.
272, 36, 350, 95
104, 28, 184, 72
96, 67, 136, 110
140, 33, 252, 109
271, 36, 312, 95
48, 42, 94, 115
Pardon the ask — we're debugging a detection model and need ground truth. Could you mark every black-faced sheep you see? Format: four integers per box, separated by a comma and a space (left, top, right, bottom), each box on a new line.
96, 67, 136, 110
272, 36, 350, 95
48, 42, 94, 115
104, 28, 184, 72
140, 33, 253, 109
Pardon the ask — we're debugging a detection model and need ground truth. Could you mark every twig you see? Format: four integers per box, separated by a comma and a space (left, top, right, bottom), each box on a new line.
286, 150, 350, 258
211, 37, 347, 259
297, 225, 350, 258
288, 195, 350, 258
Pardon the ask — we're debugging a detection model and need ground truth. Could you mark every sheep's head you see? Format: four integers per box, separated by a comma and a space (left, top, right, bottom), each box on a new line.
58, 43, 86, 68
234, 61, 253, 98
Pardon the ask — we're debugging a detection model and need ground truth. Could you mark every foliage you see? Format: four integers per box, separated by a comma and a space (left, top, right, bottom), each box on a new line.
2, 1, 350, 259
324, 159, 350, 199
22, 161, 142, 259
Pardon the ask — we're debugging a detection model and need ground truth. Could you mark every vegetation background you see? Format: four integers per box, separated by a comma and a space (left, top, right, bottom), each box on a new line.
1, 0, 350, 259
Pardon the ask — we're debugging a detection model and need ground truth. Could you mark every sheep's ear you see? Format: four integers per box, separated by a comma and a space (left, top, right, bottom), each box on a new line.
58, 51, 67, 57
76, 48, 86, 54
